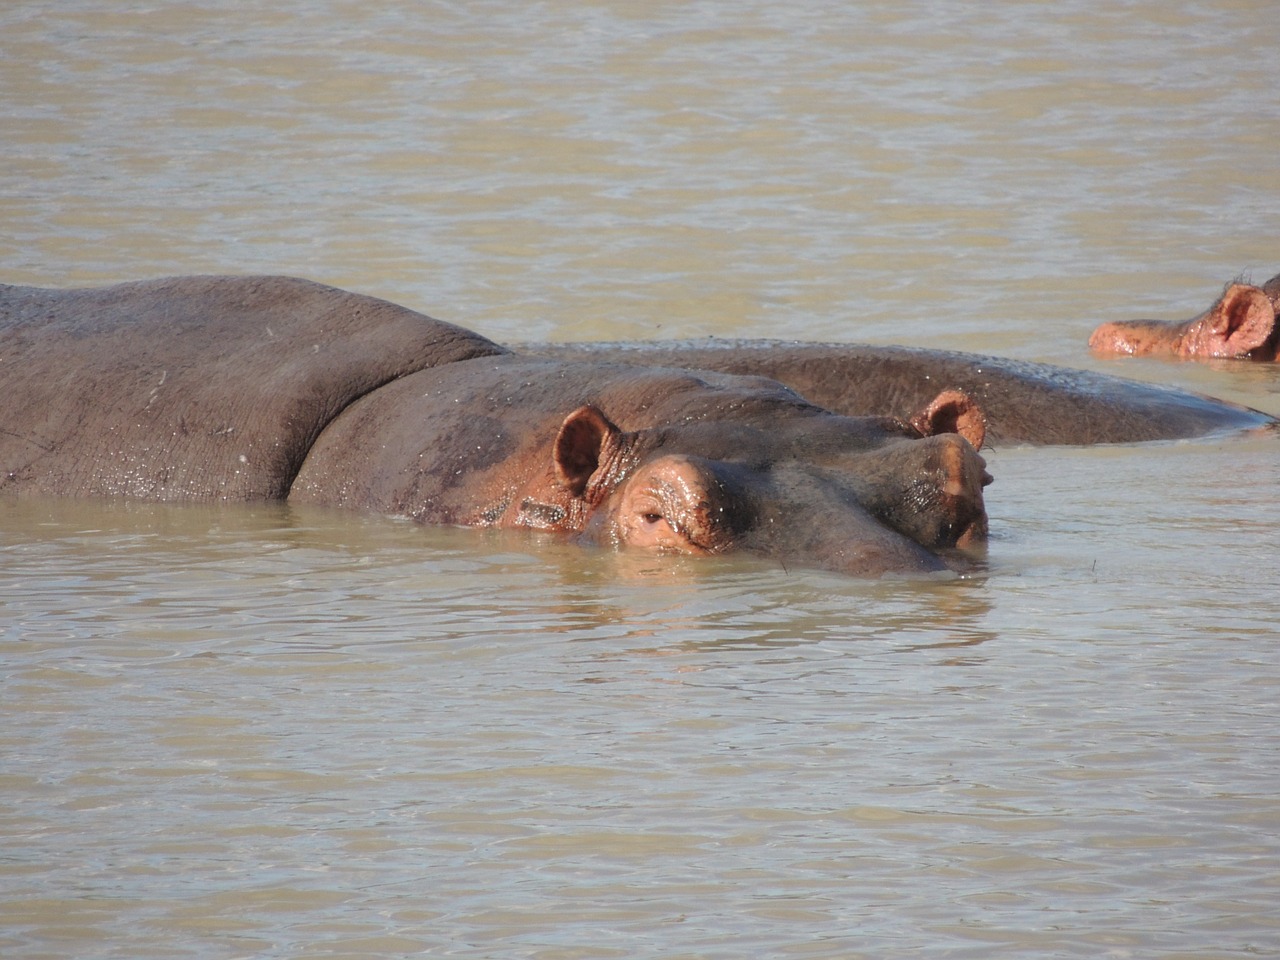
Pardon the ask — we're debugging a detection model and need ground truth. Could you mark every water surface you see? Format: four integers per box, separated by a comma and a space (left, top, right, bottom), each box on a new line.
2, 1, 1278, 957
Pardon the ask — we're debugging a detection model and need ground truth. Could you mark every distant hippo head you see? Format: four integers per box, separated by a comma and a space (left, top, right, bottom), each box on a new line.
292, 359, 991, 577
1089, 274, 1280, 361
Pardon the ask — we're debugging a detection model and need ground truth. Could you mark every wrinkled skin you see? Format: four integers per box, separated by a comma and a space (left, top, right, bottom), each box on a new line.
2, 276, 1274, 576
1089, 272, 1280, 361
289, 358, 992, 576
0, 275, 502, 501
1, 276, 989, 577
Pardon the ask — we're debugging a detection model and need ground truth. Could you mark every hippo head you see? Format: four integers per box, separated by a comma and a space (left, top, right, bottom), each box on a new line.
510, 384, 991, 577
292, 360, 992, 578
1089, 275, 1280, 360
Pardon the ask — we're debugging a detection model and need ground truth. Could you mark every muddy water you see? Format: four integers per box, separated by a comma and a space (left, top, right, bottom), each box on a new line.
2, 1, 1279, 957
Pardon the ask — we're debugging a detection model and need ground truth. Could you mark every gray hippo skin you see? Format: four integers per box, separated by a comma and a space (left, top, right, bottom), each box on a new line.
1, 275, 1273, 576
0, 276, 989, 576
521, 341, 1274, 446
0, 275, 503, 501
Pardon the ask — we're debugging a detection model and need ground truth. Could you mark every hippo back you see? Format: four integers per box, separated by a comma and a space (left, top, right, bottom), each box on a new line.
0, 276, 505, 501
520, 340, 1275, 445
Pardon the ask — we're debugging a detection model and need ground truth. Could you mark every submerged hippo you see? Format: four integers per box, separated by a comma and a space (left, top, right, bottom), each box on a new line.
1, 276, 990, 577
523, 339, 1272, 446
1089, 272, 1280, 361
1, 276, 1273, 577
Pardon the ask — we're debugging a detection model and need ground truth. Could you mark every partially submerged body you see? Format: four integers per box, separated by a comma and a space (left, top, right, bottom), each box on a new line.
523, 340, 1272, 445
1, 276, 990, 577
289, 357, 991, 576
1, 275, 1273, 577
1089, 273, 1280, 361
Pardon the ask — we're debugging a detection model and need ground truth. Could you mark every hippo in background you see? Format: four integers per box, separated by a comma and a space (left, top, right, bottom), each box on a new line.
1, 275, 1273, 578
1089, 272, 1280, 361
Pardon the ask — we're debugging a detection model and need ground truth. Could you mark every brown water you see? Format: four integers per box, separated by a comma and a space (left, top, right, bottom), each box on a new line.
2, 1, 1279, 957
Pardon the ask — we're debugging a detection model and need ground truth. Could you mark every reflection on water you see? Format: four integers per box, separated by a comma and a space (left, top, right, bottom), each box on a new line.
2, 0, 1280, 956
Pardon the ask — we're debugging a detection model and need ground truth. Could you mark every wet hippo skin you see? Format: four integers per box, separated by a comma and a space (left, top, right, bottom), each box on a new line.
522, 339, 1274, 446
2, 276, 1274, 576
1089, 272, 1280, 361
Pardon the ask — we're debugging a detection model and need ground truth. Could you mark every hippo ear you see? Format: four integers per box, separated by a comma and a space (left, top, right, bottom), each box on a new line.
554, 405, 624, 497
908, 389, 987, 451
1191, 283, 1275, 356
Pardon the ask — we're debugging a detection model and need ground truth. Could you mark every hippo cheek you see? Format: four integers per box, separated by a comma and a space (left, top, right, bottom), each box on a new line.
737, 498, 953, 577
586, 453, 976, 577
838, 434, 990, 554
596, 482, 950, 577
678, 460, 958, 577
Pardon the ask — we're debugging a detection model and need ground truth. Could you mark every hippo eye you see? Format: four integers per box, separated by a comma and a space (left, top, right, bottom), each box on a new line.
641, 512, 663, 525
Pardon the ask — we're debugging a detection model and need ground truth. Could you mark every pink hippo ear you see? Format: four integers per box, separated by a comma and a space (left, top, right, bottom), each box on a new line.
908, 389, 987, 451
1182, 283, 1275, 357
553, 405, 626, 498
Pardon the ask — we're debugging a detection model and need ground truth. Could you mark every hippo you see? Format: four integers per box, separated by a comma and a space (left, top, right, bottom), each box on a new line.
0, 276, 990, 577
1089, 272, 1280, 361
1, 276, 1273, 577
522, 340, 1274, 446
